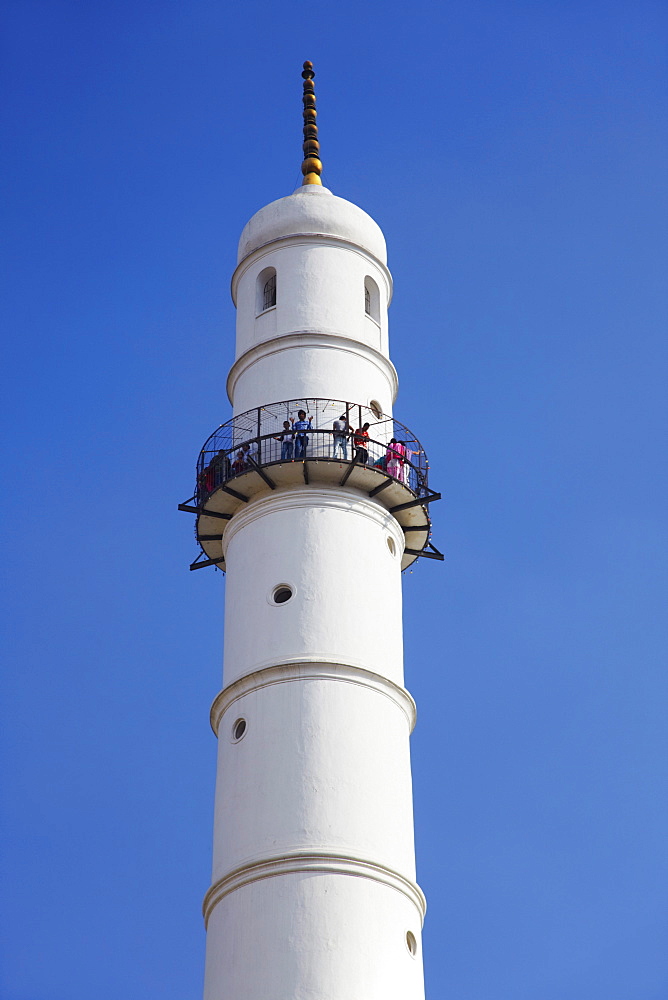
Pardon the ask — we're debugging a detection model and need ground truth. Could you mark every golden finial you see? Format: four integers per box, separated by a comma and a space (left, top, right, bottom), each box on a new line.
301, 61, 322, 185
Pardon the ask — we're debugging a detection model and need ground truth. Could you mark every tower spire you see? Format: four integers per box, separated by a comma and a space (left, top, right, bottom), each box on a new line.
301, 60, 322, 185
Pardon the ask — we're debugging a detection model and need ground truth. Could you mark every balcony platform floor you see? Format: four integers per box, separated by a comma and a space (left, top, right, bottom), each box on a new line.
192, 457, 434, 573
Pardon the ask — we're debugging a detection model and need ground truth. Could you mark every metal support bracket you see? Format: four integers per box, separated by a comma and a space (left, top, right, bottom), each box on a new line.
339, 452, 360, 487
390, 491, 441, 514
404, 542, 444, 562
248, 456, 276, 490
368, 477, 393, 497
178, 504, 232, 520
189, 555, 225, 571
221, 485, 249, 503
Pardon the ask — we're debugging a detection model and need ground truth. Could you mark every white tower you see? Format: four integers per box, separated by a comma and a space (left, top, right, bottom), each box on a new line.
180, 62, 442, 1000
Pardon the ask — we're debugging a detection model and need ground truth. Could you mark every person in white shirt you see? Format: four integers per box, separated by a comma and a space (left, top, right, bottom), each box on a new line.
332, 413, 349, 460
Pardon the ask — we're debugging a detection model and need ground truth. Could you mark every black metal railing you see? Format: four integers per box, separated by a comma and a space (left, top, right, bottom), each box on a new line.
195, 398, 429, 502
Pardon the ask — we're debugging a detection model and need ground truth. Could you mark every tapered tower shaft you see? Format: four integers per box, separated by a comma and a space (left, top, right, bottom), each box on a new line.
183, 64, 440, 1000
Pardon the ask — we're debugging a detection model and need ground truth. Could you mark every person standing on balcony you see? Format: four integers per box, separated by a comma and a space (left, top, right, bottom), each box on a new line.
203, 449, 227, 493
332, 413, 349, 459
212, 449, 227, 487
243, 440, 259, 465
293, 409, 312, 459
354, 422, 370, 465
397, 440, 423, 485
232, 448, 245, 475
386, 438, 406, 480
274, 419, 295, 461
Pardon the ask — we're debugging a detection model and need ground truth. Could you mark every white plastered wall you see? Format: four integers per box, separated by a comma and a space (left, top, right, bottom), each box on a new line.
229, 237, 394, 415
227, 334, 397, 418
221, 488, 405, 685
204, 876, 425, 1000
211, 670, 417, 880
232, 240, 391, 358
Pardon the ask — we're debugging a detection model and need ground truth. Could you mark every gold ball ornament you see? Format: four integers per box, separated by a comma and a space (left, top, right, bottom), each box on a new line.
301, 156, 322, 176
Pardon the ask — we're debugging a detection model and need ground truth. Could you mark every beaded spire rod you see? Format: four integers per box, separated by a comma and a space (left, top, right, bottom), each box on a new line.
301, 61, 322, 185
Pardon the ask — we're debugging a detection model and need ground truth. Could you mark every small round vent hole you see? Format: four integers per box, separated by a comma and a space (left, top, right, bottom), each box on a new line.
387, 536, 396, 556
273, 586, 293, 604
406, 931, 417, 956
232, 718, 247, 741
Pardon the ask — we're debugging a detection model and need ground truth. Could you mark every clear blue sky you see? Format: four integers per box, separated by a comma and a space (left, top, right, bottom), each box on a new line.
2, 2, 667, 998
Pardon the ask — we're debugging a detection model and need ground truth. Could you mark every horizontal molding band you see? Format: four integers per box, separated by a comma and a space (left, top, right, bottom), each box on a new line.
231, 233, 393, 305
210, 660, 417, 735
226, 331, 399, 406
202, 850, 426, 928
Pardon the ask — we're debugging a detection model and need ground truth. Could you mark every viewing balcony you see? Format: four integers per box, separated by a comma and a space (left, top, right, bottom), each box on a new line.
179, 398, 442, 573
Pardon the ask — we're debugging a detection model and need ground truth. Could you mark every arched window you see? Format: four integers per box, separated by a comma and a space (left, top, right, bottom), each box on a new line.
364, 276, 380, 322
256, 267, 277, 314
263, 273, 276, 311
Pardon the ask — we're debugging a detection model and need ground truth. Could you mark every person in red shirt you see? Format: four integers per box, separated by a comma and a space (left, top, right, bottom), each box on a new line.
354, 422, 370, 465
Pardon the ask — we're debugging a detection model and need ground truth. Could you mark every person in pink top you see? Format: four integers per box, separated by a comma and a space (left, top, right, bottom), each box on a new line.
386, 438, 407, 480
387, 438, 423, 484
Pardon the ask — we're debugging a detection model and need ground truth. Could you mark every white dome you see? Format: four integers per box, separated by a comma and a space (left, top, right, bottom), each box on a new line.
237, 185, 387, 265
